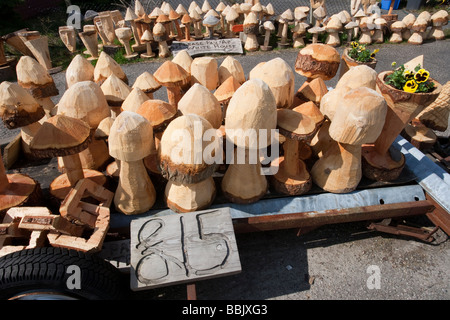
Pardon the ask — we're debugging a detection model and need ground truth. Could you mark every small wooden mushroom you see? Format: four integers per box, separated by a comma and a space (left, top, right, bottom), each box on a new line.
242, 12, 259, 52
172, 49, 193, 75
154, 60, 191, 107
132, 71, 161, 99
345, 21, 359, 43
121, 87, 149, 114
401, 13, 416, 41
270, 109, 317, 195
140, 29, 155, 59
372, 17, 387, 44
94, 51, 128, 86
278, 9, 294, 48
190, 56, 219, 91
216, 2, 227, 36
430, 10, 448, 40
325, 15, 342, 47
125, 7, 141, 48
225, 7, 239, 37
249, 57, 295, 109
115, 27, 139, 60
307, 26, 326, 43
58, 26, 77, 54
389, 20, 406, 43
153, 22, 171, 58
65, 54, 95, 89
261, 21, 275, 51
311, 87, 387, 193
293, 22, 309, 48
408, 17, 428, 45
203, 14, 220, 40
359, 16, 374, 44
16, 56, 59, 119
177, 83, 223, 129
180, 14, 193, 41
0, 82, 45, 156
109, 111, 156, 215
190, 8, 204, 39
402, 119, 437, 151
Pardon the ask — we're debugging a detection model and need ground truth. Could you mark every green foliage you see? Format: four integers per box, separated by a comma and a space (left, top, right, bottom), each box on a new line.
385, 62, 436, 93
348, 41, 378, 62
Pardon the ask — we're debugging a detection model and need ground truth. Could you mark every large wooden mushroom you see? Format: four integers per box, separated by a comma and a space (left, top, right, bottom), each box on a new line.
190, 56, 219, 91
132, 71, 161, 99
100, 74, 132, 118
160, 114, 218, 212
222, 79, 277, 204
94, 51, 128, 85
295, 44, 340, 84
218, 55, 245, 85
57, 81, 111, 172
29, 115, 105, 200
109, 111, 156, 215
65, 54, 95, 89
311, 87, 387, 193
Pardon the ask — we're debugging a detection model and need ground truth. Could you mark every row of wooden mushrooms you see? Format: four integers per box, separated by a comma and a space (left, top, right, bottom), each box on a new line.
0, 44, 443, 220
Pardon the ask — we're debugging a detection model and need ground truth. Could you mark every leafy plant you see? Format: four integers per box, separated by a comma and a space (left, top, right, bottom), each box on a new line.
385, 62, 436, 93
348, 41, 379, 62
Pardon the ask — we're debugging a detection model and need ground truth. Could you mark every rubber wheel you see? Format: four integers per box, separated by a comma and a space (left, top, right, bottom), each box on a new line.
0, 247, 125, 300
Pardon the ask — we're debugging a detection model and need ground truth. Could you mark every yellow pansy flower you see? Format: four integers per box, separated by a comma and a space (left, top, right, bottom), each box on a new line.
414, 69, 430, 83
404, 80, 418, 93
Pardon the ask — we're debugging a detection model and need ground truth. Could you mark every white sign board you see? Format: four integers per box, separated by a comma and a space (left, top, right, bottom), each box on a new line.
171, 38, 243, 57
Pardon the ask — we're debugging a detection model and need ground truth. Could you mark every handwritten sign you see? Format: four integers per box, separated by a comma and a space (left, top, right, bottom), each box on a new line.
171, 38, 243, 57
130, 208, 241, 290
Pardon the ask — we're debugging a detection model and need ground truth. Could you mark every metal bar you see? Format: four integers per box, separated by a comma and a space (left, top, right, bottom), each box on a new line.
367, 220, 439, 243
186, 283, 197, 300
232, 200, 434, 233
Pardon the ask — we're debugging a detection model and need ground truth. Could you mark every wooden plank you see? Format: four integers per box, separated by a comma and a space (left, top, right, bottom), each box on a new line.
130, 207, 241, 291
3, 133, 22, 170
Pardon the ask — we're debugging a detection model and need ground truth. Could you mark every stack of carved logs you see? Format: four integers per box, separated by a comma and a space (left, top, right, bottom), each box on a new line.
0, 40, 447, 256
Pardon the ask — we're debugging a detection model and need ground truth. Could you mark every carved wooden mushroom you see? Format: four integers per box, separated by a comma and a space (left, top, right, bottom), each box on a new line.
190, 8, 204, 39
180, 14, 193, 41
225, 7, 239, 37
16, 56, 59, 119
140, 30, 155, 59
218, 55, 245, 85
172, 49, 193, 76
154, 60, 191, 108
115, 27, 138, 60
100, 74, 132, 118
57, 81, 111, 172
372, 17, 387, 43
190, 56, 219, 91
94, 51, 128, 85
402, 13, 416, 41
160, 113, 217, 212
178, 83, 223, 129
311, 87, 387, 193
109, 111, 156, 215
261, 21, 275, 51
278, 9, 294, 48
65, 54, 95, 89
125, 7, 142, 49
270, 109, 317, 195
294, 43, 340, 83
359, 16, 374, 44
293, 22, 309, 48
430, 10, 448, 40
242, 12, 259, 52
307, 25, 326, 44
408, 17, 428, 45
325, 15, 342, 47
249, 57, 295, 109
121, 87, 149, 113
132, 71, 161, 99
389, 20, 405, 43
30, 115, 100, 200
345, 21, 359, 43
0, 82, 45, 156
153, 22, 171, 58
222, 79, 277, 204
214, 75, 241, 118
203, 14, 220, 40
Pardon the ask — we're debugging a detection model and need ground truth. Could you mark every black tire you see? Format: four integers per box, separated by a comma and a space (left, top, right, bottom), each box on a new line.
0, 247, 125, 300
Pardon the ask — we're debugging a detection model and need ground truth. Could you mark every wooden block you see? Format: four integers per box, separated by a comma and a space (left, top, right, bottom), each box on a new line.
130, 208, 241, 291
60, 178, 114, 227
47, 205, 109, 253
3, 133, 22, 169
0, 222, 28, 238
3, 207, 52, 223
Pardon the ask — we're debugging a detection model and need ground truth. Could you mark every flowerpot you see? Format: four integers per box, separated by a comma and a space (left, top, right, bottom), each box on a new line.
339, 48, 377, 79
362, 70, 442, 181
